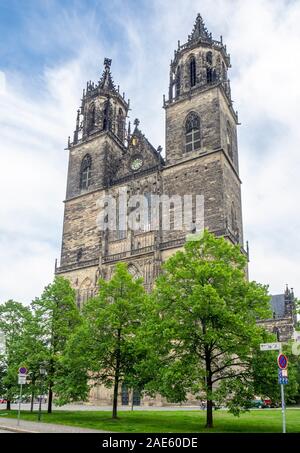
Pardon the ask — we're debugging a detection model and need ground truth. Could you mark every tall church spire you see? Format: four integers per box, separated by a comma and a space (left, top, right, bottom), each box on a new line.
98, 58, 118, 93
188, 13, 212, 42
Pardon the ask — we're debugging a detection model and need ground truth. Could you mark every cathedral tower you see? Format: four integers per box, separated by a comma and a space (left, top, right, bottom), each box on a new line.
56, 14, 246, 310
162, 14, 243, 247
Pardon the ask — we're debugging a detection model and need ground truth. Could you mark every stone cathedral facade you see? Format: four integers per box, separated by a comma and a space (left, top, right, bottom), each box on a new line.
56, 14, 246, 312
55, 14, 297, 405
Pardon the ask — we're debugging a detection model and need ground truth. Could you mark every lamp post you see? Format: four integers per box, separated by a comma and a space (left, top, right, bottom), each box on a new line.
38, 365, 46, 422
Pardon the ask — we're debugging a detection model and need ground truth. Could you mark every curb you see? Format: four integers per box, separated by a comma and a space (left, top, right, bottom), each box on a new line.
0, 424, 37, 433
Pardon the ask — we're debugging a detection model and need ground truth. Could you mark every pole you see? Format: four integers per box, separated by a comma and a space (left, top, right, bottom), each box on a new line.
38, 389, 42, 421
279, 344, 286, 434
281, 383, 286, 433
17, 383, 23, 426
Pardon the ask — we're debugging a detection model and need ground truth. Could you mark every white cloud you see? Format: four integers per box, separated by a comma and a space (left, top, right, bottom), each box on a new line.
1, 0, 300, 303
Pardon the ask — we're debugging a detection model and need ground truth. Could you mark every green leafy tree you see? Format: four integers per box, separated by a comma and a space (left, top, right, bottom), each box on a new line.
252, 342, 300, 405
56, 263, 148, 419
16, 309, 49, 411
149, 230, 271, 428
0, 300, 31, 410
32, 276, 81, 413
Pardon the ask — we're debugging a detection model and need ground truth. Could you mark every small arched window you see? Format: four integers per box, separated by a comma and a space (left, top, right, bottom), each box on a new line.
226, 122, 233, 160
185, 113, 200, 152
206, 51, 213, 65
87, 103, 96, 132
80, 154, 92, 189
189, 57, 196, 87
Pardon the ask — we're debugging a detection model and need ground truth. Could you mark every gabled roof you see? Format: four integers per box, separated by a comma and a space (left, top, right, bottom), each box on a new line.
130, 119, 164, 165
270, 294, 286, 318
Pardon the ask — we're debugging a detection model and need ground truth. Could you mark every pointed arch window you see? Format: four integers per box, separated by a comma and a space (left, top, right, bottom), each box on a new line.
175, 66, 181, 98
80, 154, 92, 189
103, 100, 112, 131
206, 67, 216, 84
189, 57, 196, 87
206, 51, 213, 65
117, 108, 125, 141
87, 103, 96, 132
185, 112, 200, 152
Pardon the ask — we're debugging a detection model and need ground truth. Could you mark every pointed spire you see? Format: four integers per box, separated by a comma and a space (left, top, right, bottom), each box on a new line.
189, 13, 212, 42
98, 58, 118, 93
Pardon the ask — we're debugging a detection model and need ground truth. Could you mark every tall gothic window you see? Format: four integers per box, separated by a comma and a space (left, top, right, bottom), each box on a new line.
207, 67, 215, 84
206, 51, 213, 65
185, 112, 200, 152
117, 108, 124, 141
175, 66, 181, 98
80, 154, 92, 189
226, 122, 233, 160
189, 57, 196, 87
103, 100, 112, 131
87, 103, 96, 132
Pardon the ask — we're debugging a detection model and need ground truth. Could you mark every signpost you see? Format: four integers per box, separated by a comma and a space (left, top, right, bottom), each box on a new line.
17, 367, 28, 426
260, 342, 281, 351
277, 353, 288, 433
260, 343, 287, 434
278, 353, 288, 370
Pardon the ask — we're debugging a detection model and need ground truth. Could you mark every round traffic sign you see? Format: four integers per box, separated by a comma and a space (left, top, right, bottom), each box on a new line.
19, 366, 28, 375
278, 354, 288, 370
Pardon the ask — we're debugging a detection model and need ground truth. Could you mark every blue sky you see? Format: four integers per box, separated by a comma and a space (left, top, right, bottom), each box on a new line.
0, 0, 300, 303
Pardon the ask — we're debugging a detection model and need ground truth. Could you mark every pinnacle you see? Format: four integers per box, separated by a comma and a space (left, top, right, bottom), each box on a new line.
189, 13, 212, 42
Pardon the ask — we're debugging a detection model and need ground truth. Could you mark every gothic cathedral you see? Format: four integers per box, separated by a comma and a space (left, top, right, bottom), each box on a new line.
56, 14, 246, 307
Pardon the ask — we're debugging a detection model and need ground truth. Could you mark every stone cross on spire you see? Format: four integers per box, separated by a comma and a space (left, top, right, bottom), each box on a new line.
104, 58, 112, 70
134, 118, 140, 127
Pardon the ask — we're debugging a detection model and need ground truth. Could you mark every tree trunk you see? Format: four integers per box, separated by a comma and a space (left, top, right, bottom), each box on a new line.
204, 342, 214, 429
47, 357, 54, 414
206, 397, 213, 429
6, 400, 11, 411
47, 385, 53, 414
30, 384, 35, 412
112, 329, 121, 419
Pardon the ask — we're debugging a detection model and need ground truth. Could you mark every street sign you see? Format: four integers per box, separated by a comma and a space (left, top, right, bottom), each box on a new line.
260, 342, 281, 351
278, 354, 288, 370
18, 375, 26, 385
278, 369, 288, 385
18, 367, 27, 375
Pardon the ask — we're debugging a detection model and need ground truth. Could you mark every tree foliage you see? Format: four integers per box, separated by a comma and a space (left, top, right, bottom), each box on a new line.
56, 263, 149, 418
147, 230, 272, 427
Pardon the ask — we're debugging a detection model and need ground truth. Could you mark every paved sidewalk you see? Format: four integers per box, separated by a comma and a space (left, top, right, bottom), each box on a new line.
0, 417, 110, 433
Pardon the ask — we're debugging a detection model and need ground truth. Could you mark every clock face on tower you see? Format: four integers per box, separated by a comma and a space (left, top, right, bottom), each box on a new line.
130, 156, 143, 171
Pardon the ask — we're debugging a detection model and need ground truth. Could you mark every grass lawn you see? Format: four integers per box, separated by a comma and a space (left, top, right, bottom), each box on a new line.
0, 408, 300, 433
